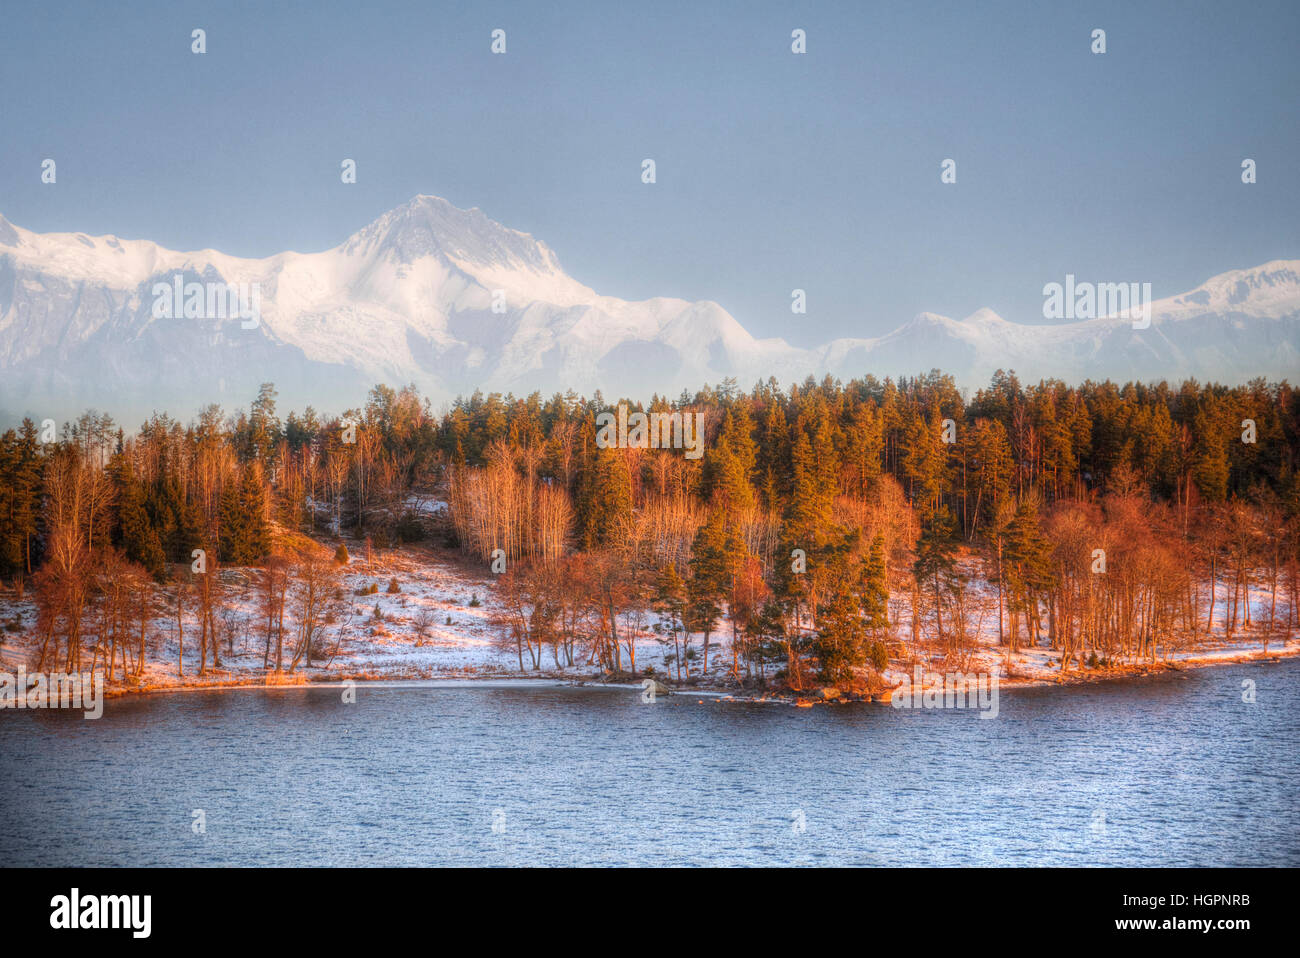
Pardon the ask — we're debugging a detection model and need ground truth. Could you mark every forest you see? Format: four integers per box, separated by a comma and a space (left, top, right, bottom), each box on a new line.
1, 369, 1297, 692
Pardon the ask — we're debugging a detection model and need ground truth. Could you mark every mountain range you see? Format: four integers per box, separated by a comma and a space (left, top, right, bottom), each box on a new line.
2, 194, 1297, 424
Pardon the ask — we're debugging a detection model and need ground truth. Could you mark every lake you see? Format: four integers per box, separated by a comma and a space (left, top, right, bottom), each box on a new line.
2, 660, 1296, 866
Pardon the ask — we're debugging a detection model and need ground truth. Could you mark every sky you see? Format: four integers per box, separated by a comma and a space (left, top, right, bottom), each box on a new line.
1, 0, 1298, 345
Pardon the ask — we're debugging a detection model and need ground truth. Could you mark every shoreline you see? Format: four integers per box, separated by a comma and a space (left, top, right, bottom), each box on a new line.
82, 637, 1299, 705
993, 643, 1298, 689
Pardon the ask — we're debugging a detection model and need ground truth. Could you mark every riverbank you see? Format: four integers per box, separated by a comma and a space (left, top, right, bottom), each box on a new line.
2, 541, 1296, 707
8, 632, 1287, 707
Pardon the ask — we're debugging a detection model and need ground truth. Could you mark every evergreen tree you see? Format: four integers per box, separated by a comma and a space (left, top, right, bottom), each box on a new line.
1003, 495, 1054, 650
861, 532, 889, 633
579, 446, 633, 549
784, 430, 833, 547
218, 473, 248, 563
913, 505, 959, 640
240, 462, 272, 561
0, 424, 42, 579
758, 397, 791, 509
814, 590, 867, 684
248, 382, 282, 465
688, 510, 731, 672
114, 459, 165, 579
654, 563, 688, 679
1191, 399, 1231, 502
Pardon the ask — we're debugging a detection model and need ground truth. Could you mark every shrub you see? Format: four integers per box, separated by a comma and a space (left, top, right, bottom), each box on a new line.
387, 578, 400, 594
333, 544, 350, 565
868, 640, 889, 672
395, 514, 426, 543
468, 593, 482, 608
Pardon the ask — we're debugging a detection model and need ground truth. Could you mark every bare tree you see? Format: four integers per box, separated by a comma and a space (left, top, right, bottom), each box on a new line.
258, 556, 291, 671
289, 553, 340, 670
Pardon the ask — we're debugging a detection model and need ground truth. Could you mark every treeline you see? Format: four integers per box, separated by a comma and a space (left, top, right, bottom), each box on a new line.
1, 370, 1298, 688
0, 383, 432, 679
441, 371, 1300, 686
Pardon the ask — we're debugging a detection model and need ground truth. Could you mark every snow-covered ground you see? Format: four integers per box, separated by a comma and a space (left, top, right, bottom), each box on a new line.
0, 542, 688, 692
0, 545, 1295, 700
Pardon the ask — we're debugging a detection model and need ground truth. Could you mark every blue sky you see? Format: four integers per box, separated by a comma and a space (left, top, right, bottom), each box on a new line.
2, 0, 1297, 344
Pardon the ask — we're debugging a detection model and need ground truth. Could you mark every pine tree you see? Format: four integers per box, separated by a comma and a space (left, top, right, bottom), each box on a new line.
966, 418, 1013, 537
8, 420, 42, 578
240, 462, 272, 561
814, 586, 867, 685
913, 505, 959, 640
758, 397, 791, 509
706, 435, 755, 520
688, 510, 730, 672
248, 382, 282, 465
217, 475, 244, 563
1191, 400, 1231, 502
654, 563, 688, 679
784, 430, 833, 547
861, 532, 889, 633
0, 429, 27, 578
579, 446, 633, 549
900, 406, 947, 511
1003, 495, 1054, 651
116, 465, 165, 580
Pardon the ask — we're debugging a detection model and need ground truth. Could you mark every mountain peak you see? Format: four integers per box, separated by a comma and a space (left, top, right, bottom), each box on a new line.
344, 194, 563, 276
1159, 259, 1300, 320
901, 311, 957, 330
1, 200, 1296, 425
961, 307, 1008, 326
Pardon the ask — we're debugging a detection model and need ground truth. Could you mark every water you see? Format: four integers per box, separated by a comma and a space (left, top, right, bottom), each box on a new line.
2, 661, 1296, 866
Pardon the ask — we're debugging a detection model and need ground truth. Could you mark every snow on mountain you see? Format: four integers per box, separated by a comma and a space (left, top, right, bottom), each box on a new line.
815, 262, 1300, 389
0, 197, 1297, 425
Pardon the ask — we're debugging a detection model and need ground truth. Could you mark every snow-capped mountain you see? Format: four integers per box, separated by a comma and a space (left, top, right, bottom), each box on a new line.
817, 261, 1300, 390
1, 195, 1297, 424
